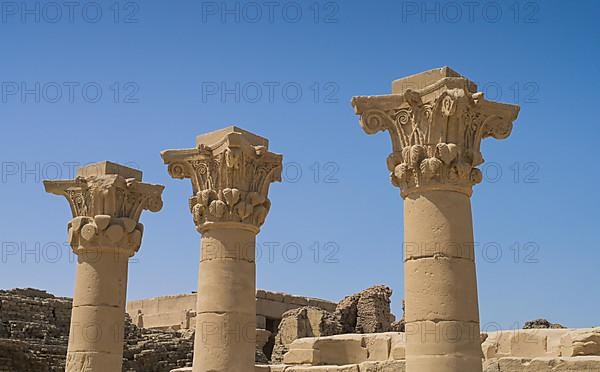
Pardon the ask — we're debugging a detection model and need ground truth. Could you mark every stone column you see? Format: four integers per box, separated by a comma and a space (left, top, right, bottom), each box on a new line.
161, 126, 282, 372
352, 67, 520, 372
44, 161, 164, 372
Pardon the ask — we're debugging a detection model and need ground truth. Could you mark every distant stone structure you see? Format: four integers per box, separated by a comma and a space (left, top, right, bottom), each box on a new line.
126, 290, 337, 360
523, 318, 566, 329
0, 288, 195, 371
335, 285, 395, 334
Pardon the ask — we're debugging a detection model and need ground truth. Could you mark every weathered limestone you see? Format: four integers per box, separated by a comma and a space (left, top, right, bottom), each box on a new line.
282, 332, 406, 366
44, 161, 164, 372
272, 307, 343, 363
335, 286, 394, 334
561, 328, 600, 356
161, 127, 282, 372
483, 356, 600, 372
126, 290, 337, 331
352, 67, 520, 372
523, 319, 565, 330
483, 329, 571, 360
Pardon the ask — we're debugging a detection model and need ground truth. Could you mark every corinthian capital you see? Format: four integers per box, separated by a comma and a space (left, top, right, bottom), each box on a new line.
161, 126, 282, 231
44, 161, 164, 256
352, 67, 520, 197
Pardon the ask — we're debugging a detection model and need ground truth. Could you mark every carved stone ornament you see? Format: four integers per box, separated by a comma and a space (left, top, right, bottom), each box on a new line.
44, 162, 164, 256
352, 67, 520, 197
161, 126, 282, 231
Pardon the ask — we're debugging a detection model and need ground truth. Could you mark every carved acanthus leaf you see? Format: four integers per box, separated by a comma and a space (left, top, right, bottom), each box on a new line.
161, 129, 282, 230
352, 78, 519, 197
44, 171, 163, 256
44, 176, 164, 221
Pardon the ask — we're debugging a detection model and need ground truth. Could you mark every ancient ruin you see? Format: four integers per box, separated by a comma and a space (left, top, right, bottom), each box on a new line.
352, 67, 520, 372
161, 127, 283, 372
1, 68, 598, 372
43, 161, 164, 372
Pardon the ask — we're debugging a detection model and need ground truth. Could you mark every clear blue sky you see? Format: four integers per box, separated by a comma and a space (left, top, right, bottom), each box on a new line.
0, 0, 598, 330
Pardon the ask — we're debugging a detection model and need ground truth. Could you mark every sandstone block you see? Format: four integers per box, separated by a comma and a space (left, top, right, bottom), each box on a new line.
364, 334, 391, 361
316, 335, 368, 365
359, 360, 406, 372
561, 328, 600, 356
272, 307, 342, 363
284, 349, 321, 364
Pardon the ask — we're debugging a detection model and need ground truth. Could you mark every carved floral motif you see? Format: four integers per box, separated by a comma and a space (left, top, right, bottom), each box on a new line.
67, 215, 144, 256
352, 79, 519, 197
45, 176, 164, 220
44, 174, 164, 255
161, 130, 282, 230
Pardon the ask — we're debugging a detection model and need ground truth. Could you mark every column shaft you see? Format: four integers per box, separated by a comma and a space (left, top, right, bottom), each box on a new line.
66, 251, 129, 371
193, 226, 257, 372
403, 191, 481, 372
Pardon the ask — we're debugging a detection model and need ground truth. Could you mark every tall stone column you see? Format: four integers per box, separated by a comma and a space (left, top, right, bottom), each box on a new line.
352, 67, 520, 372
161, 126, 282, 372
44, 161, 164, 372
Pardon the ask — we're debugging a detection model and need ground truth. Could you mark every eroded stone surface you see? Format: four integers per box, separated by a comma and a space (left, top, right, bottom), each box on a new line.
483, 356, 600, 372
524, 319, 565, 330
335, 286, 395, 334
561, 328, 600, 356
352, 67, 520, 198
161, 126, 282, 231
272, 307, 342, 363
283, 332, 405, 366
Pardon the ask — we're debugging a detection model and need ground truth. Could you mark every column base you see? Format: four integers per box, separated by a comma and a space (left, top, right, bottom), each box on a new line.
66, 351, 123, 372
405, 320, 482, 372
407, 354, 483, 372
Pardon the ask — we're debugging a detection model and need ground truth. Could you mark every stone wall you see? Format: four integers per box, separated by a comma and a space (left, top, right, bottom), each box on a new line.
0, 288, 196, 372
5, 287, 600, 372
126, 290, 337, 332
0, 288, 71, 371
482, 328, 600, 360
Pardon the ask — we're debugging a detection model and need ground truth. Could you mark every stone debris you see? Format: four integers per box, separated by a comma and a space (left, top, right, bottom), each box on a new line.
560, 327, 600, 356
390, 300, 405, 332
123, 319, 194, 372
0, 288, 244, 371
0, 288, 70, 371
523, 319, 566, 329
483, 356, 600, 372
335, 286, 395, 334
271, 307, 343, 363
